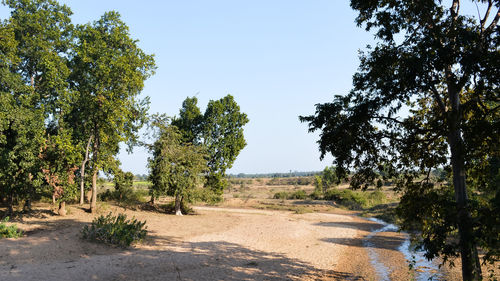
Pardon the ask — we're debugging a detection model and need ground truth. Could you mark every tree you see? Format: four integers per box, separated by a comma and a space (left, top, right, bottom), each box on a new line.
301, 1, 499, 280
148, 124, 207, 215
321, 166, 338, 193
113, 169, 134, 200
171, 96, 203, 144
202, 95, 249, 195
69, 11, 155, 213
1, 0, 77, 213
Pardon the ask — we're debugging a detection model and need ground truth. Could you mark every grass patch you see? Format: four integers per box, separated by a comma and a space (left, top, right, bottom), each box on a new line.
272, 190, 308, 200
98, 187, 149, 209
323, 189, 388, 210
0, 217, 23, 238
81, 212, 147, 247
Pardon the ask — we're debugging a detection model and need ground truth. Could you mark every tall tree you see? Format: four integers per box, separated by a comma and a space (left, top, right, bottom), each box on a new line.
148, 124, 206, 215
69, 11, 155, 213
171, 96, 203, 144
202, 95, 249, 195
301, 1, 499, 280
0, 22, 45, 212
1, 0, 77, 212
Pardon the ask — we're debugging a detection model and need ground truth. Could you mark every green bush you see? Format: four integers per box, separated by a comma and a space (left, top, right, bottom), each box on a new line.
323, 189, 387, 210
309, 190, 323, 200
324, 189, 367, 209
189, 188, 223, 204
98, 188, 148, 206
81, 213, 147, 247
0, 217, 23, 238
273, 190, 307, 200
289, 190, 307, 199
273, 191, 289, 199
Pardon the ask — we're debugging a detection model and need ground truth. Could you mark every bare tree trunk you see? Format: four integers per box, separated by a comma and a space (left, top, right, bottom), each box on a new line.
90, 169, 97, 213
80, 135, 93, 205
58, 201, 67, 216
174, 194, 183, 216
449, 129, 482, 280
447, 86, 482, 280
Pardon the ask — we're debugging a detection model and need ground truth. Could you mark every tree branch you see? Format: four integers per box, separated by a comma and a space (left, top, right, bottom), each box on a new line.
368, 115, 404, 125
430, 85, 447, 113
485, 7, 500, 34
480, 0, 493, 31
450, 0, 460, 21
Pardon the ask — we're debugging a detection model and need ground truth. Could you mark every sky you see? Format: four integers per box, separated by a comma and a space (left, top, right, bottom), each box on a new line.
0, 1, 377, 175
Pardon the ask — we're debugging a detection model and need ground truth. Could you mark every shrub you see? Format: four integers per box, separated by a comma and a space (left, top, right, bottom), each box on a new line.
289, 190, 307, 199
189, 188, 223, 205
273, 191, 289, 199
98, 188, 148, 206
0, 217, 23, 238
309, 190, 323, 200
323, 189, 387, 210
273, 190, 307, 200
324, 189, 367, 209
81, 213, 147, 247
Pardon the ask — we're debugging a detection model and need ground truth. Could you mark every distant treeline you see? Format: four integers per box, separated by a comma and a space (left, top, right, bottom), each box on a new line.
228, 171, 321, 178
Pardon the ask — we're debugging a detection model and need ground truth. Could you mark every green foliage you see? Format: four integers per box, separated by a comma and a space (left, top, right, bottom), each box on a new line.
113, 169, 134, 199
171, 97, 203, 144
69, 10, 155, 212
81, 212, 147, 247
323, 189, 388, 210
309, 190, 323, 200
98, 187, 148, 206
301, 1, 499, 277
0, 217, 23, 239
272, 190, 308, 200
202, 95, 249, 193
273, 191, 288, 200
148, 123, 207, 214
189, 188, 223, 205
0, 1, 154, 212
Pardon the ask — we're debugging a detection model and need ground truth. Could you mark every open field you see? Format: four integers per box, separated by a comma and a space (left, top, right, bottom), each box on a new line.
0, 178, 496, 280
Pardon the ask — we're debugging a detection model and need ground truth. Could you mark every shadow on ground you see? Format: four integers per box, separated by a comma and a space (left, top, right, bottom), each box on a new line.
0, 214, 366, 281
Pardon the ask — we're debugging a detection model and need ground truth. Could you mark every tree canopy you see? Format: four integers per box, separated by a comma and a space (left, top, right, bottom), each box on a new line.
148, 122, 207, 215
202, 95, 249, 194
301, 1, 499, 280
0, 0, 155, 214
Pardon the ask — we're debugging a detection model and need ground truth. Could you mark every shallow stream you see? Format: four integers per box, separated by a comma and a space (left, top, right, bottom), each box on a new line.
364, 218, 442, 281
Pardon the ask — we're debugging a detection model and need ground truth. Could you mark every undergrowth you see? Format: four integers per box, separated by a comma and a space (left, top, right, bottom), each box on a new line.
0, 217, 23, 238
81, 212, 147, 247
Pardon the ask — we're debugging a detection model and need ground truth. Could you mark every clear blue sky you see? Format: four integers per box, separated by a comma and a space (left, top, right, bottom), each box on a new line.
2, 1, 376, 175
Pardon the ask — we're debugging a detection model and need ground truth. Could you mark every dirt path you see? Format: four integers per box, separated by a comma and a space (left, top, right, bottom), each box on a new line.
0, 204, 439, 281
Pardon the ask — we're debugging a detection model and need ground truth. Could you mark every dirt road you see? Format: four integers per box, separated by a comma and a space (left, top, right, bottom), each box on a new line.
0, 205, 427, 280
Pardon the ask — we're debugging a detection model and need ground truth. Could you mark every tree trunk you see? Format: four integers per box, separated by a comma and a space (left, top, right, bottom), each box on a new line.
7, 194, 13, 215
23, 198, 32, 212
174, 194, 183, 216
58, 201, 67, 216
150, 195, 156, 205
90, 169, 97, 213
449, 125, 482, 280
80, 135, 93, 205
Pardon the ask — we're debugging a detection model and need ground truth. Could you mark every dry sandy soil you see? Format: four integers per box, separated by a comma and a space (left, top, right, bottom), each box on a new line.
0, 201, 470, 281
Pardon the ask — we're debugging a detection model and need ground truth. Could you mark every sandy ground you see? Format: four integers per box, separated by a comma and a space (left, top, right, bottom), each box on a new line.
0, 203, 467, 281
